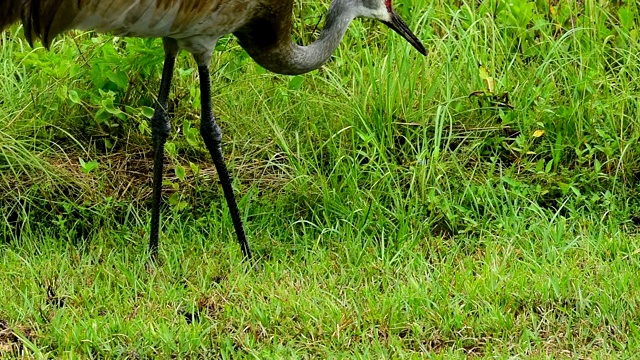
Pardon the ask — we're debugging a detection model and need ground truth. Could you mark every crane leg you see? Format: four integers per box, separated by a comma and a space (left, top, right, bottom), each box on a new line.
149, 43, 177, 258
197, 65, 253, 260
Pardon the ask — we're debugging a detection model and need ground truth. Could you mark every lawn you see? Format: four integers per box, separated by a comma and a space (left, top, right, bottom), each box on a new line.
1, 0, 640, 357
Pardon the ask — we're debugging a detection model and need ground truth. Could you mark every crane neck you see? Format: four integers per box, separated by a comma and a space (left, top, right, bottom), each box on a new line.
234, 0, 357, 75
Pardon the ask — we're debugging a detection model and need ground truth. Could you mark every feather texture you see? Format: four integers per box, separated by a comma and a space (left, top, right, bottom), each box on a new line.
1, 0, 424, 74
0, 0, 23, 35
6, 0, 262, 48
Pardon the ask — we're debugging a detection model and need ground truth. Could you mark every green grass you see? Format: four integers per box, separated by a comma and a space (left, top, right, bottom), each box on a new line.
1, 0, 640, 357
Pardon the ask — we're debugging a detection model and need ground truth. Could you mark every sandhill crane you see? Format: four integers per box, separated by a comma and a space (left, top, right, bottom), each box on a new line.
0, 0, 426, 260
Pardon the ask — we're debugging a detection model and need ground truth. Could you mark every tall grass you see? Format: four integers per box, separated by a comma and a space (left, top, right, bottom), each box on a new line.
1, 0, 640, 357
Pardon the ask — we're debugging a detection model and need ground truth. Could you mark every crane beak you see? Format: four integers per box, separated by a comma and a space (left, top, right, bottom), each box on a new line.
383, 10, 427, 56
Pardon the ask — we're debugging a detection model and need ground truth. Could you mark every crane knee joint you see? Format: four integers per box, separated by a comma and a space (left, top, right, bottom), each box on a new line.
151, 111, 172, 140
201, 120, 223, 145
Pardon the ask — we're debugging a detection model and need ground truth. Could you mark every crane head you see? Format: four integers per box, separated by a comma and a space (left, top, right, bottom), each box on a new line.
359, 0, 426, 55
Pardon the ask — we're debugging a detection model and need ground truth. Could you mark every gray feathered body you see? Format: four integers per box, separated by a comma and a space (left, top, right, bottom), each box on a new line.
0, 0, 424, 75
2, 0, 266, 46
0, 0, 343, 74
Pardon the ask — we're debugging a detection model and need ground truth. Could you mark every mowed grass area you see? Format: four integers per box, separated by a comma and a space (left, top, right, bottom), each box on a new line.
1, 0, 640, 357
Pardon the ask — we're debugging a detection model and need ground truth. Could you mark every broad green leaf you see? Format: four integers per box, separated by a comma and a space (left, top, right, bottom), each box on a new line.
189, 162, 200, 176
95, 109, 110, 123
68, 90, 81, 104
141, 106, 155, 119
107, 71, 129, 89
288, 76, 305, 91
175, 165, 186, 181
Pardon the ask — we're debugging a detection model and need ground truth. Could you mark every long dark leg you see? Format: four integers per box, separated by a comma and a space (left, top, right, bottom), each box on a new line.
149, 39, 178, 257
197, 65, 252, 259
